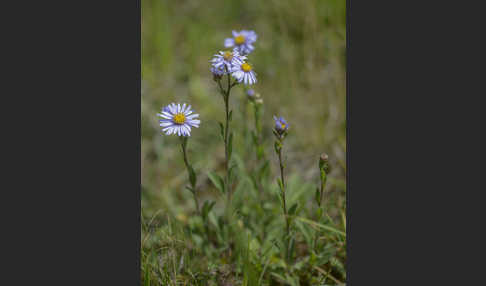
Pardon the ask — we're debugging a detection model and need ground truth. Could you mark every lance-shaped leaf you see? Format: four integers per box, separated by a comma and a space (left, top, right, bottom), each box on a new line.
208, 171, 225, 194
201, 200, 216, 220
228, 132, 234, 161
320, 169, 327, 190
315, 187, 321, 206
188, 165, 197, 187
277, 178, 284, 193
218, 121, 224, 140
288, 203, 298, 216
274, 141, 282, 154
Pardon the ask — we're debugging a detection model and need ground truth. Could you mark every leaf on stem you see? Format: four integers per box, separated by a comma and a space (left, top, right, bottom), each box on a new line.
288, 203, 298, 216
208, 171, 225, 194
274, 141, 282, 154
218, 121, 224, 140
228, 163, 237, 183
277, 178, 284, 192
251, 131, 258, 145
258, 161, 269, 180
228, 132, 233, 161
320, 169, 327, 188
185, 185, 194, 193
315, 187, 321, 206
201, 200, 216, 220
188, 165, 197, 187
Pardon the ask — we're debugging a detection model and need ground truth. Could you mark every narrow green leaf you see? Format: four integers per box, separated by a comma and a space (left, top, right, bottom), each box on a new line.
317, 207, 323, 220
257, 146, 264, 159
201, 201, 209, 219
228, 132, 233, 161
272, 129, 279, 138
207, 171, 225, 194
320, 169, 327, 188
288, 235, 295, 261
218, 121, 224, 140
228, 164, 237, 182
208, 201, 216, 213
277, 178, 284, 192
296, 216, 346, 237
288, 203, 298, 216
201, 200, 215, 220
188, 165, 196, 187
258, 161, 269, 180
229, 110, 233, 122
251, 131, 258, 145
270, 272, 287, 284
274, 141, 281, 154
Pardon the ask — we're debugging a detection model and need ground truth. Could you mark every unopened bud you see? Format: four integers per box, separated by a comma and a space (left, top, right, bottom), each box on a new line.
320, 153, 328, 162
319, 153, 329, 170
246, 89, 255, 98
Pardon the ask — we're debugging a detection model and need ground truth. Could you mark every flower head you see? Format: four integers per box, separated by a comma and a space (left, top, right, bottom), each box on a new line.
231, 61, 257, 85
210, 49, 246, 75
224, 30, 257, 55
158, 103, 200, 136
273, 116, 289, 134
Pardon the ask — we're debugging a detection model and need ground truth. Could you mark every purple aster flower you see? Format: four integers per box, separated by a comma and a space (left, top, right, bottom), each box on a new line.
231, 61, 257, 85
210, 49, 246, 75
157, 103, 200, 136
273, 116, 289, 134
224, 30, 257, 55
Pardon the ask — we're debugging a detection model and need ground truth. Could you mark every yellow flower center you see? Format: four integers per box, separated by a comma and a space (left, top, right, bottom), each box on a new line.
281, 123, 286, 129
241, 62, 252, 72
173, 113, 186, 124
223, 51, 233, 61
235, 35, 245, 45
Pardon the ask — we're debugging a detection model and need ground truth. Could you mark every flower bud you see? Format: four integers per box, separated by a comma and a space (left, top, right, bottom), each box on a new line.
246, 89, 255, 98
319, 153, 331, 173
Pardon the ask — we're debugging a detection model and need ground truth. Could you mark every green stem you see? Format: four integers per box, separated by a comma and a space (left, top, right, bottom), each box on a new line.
276, 141, 291, 262
252, 103, 267, 242
278, 148, 290, 238
222, 71, 232, 205
253, 104, 264, 197
180, 138, 200, 215
218, 70, 235, 258
314, 168, 327, 250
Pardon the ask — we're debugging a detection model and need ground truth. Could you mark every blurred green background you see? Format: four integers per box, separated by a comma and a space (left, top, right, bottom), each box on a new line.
142, 0, 346, 218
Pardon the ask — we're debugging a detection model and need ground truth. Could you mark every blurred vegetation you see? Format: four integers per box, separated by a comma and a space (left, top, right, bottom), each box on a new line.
141, 0, 346, 284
